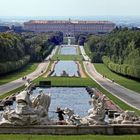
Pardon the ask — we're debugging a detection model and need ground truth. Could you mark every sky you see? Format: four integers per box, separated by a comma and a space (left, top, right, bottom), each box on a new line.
0, 0, 140, 17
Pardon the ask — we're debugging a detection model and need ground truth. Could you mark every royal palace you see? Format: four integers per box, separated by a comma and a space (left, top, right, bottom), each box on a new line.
24, 19, 115, 36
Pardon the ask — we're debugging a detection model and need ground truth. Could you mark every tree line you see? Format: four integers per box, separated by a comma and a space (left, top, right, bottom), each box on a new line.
0, 32, 63, 75
82, 28, 140, 79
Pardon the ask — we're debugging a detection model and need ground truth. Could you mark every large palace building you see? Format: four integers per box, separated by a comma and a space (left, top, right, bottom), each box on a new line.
24, 19, 115, 36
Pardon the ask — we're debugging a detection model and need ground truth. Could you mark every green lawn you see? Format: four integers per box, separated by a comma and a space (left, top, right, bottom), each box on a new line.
52, 54, 83, 61
94, 63, 140, 93
0, 135, 139, 140
34, 76, 95, 87
0, 86, 25, 99
84, 44, 93, 59
0, 63, 38, 85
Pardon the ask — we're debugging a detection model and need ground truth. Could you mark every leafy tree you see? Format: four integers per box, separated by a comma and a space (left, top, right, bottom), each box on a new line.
85, 28, 140, 79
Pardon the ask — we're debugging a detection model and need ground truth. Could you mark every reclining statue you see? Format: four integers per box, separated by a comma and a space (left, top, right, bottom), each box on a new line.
0, 84, 51, 126
80, 95, 107, 125
64, 95, 107, 125
64, 108, 81, 125
112, 110, 140, 124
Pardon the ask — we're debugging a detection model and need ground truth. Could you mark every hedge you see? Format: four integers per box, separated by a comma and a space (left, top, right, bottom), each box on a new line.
42, 45, 54, 59
102, 56, 140, 79
0, 55, 30, 75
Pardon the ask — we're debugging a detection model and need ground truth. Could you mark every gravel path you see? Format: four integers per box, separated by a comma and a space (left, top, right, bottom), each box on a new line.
79, 45, 140, 110
0, 47, 57, 95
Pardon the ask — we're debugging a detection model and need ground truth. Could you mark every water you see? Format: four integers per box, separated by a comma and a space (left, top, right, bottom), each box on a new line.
33, 87, 91, 120
60, 46, 77, 55
51, 61, 79, 77
5, 87, 91, 121
68, 38, 71, 45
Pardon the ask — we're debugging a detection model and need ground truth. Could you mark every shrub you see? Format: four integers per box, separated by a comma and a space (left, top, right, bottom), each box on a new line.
102, 56, 140, 79
0, 55, 30, 75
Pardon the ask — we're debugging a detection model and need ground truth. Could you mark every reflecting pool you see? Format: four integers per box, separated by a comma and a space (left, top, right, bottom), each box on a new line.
51, 61, 79, 77
60, 46, 77, 55
33, 87, 91, 119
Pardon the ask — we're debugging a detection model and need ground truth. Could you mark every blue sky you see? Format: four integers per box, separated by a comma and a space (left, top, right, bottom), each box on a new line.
0, 0, 139, 17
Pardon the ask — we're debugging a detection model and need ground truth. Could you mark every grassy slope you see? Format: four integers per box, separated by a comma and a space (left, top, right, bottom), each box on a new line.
0, 135, 140, 140
84, 44, 140, 93
52, 55, 83, 61
0, 63, 38, 85
94, 63, 140, 93
0, 86, 25, 99
34, 76, 95, 87
84, 44, 92, 59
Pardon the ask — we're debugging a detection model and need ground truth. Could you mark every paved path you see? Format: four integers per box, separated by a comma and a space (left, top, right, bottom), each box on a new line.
79, 46, 140, 110
0, 47, 57, 95
79, 46, 90, 61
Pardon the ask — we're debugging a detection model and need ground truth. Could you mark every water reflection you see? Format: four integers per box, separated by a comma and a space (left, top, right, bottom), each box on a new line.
60, 46, 77, 55
7, 87, 91, 121
51, 61, 79, 77
33, 87, 91, 120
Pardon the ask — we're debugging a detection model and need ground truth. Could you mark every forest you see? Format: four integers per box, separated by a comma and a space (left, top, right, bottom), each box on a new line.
0, 32, 63, 75
83, 28, 140, 79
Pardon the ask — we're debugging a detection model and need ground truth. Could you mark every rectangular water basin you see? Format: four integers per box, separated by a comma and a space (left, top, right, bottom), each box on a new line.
51, 61, 79, 77
33, 87, 91, 120
60, 46, 77, 55
0, 87, 90, 121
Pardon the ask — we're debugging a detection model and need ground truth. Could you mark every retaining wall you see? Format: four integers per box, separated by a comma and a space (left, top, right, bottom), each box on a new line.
0, 125, 140, 135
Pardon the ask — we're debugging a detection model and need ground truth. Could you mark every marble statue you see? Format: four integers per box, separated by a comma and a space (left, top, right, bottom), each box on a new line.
1, 82, 140, 126
61, 70, 69, 77
81, 95, 107, 125
0, 84, 51, 126
88, 94, 99, 115
64, 108, 81, 125
82, 94, 140, 125
112, 110, 140, 124
64, 95, 107, 125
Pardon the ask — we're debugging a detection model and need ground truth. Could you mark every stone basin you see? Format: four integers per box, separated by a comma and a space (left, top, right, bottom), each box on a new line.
60, 46, 77, 55
32, 87, 91, 120
51, 61, 79, 77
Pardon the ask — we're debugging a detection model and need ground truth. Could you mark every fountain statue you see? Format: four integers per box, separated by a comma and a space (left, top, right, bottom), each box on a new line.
81, 95, 107, 125
68, 37, 71, 45
64, 108, 81, 125
61, 70, 69, 77
64, 95, 107, 125
0, 84, 51, 126
0, 83, 140, 127
112, 110, 140, 124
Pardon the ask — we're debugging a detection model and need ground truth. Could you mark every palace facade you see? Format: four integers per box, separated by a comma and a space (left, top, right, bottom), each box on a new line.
24, 19, 115, 36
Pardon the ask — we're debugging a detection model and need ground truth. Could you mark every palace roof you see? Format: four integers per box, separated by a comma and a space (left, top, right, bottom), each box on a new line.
24, 20, 114, 25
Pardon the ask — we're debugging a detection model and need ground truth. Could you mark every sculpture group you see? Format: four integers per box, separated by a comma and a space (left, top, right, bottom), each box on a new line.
0, 84, 140, 126
0, 84, 51, 126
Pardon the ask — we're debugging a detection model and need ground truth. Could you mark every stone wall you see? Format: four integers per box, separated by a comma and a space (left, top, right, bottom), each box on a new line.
0, 125, 140, 135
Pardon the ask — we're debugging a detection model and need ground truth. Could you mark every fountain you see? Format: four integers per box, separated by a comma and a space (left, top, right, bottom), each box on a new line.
51, 61, 79, 77
68, 37, 71, 45
0, 84, 140, 134
63, 95, 107, 125
60, 46, 77, 55
0, 84, 51, 126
